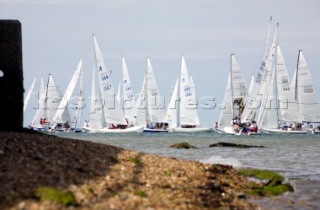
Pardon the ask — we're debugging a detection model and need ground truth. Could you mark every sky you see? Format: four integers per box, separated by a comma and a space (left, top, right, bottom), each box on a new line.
1, 0, 320, 127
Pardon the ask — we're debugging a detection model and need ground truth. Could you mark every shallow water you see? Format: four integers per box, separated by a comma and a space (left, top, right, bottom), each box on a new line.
55, 131, 320, 209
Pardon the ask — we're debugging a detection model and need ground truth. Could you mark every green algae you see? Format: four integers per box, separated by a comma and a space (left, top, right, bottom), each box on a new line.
240, 168, 294, 196
135, 190, 147, 197
240, 168, 284, 182
34, 187, 77, 206
129, 157, 142, 165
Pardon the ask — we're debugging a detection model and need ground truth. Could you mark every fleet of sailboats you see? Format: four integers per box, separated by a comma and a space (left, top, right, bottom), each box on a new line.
216, 20, 320, 135
25, 23, 320, 135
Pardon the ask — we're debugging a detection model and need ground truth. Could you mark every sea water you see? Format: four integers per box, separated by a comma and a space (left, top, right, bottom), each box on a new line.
55, 132, 320, 209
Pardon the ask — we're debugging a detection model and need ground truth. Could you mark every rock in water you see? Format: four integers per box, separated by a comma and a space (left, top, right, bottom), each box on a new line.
170, 142, 197, 149
209, 142, 264, 148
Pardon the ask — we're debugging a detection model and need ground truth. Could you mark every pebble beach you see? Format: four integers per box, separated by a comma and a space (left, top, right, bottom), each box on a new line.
1, 130, 290, 210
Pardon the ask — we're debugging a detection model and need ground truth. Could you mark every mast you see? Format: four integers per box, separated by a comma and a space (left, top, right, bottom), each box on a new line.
295, 50, 301, 103
76, 61, 84, 128
44, 74, 50, 123
145, 57, 150, 127
274, 40, 280, 125
177, 54, 182, 127
230, 54, 235, 118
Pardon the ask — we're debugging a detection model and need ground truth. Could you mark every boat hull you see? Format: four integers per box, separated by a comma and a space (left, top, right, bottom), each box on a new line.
172, 127, 212, 133
215, 127, 236, 134
261, 128, 307, 134
97, 126, 144, 133
143, 128, 169, 133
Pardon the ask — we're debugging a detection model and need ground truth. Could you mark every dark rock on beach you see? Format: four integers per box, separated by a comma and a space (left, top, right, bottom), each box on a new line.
209, 142, 264, 148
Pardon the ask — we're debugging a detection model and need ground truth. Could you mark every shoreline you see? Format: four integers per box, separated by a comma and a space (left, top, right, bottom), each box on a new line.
1, 130, 285, 209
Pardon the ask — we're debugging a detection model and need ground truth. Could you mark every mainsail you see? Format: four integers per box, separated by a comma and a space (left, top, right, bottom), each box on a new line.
179, 55, 199, 126
218, 55, 247, 129
93, 35, 127, 125
295, 50, 320, 122
122, 56, 137, 125
242, 22, 278, 123
24, 78, 36, 112
51, 59, 82, 128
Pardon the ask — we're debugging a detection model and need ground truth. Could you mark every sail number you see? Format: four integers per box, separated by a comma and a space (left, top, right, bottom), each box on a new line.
256, 73, 263, 84
304, 86, 314, 94
104, 85, 111, 91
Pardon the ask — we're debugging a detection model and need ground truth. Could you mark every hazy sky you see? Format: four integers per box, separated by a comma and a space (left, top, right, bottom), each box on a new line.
1, 0, 320, 127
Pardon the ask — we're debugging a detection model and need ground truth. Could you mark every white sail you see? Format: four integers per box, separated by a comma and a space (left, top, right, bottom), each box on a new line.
256, 30, 278, 128
122, 56, 137, 125
179, 55, 200, 126
31, 78, 45, 127
135, 76, 147, 127
248, 74, 254, 94
296, 50, 320, 122
241, 23, 278, 123
89, 68, 105, 129
24, 78, 36, 112
41, 74, 72, 125
218, 55, 247, 129
218, 74, 233, 129
275, 46, 302, 123
145, 57, 165, 123
165, 77, 179, 128
116, 79, 121, 104
72, 61, 85, 128
259, 66, 279, 129
189, 76, 200, 125
93, 35, 127, 125
52, 59, 82, 128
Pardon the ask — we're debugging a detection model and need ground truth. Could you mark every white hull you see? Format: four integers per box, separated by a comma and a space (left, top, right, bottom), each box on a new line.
82, 127, 100, 133
215, 127, 236, 134
172, 127, 212, 133
261, 128, 307, 134
97, 126, 144, 133
30, 126, 46, 132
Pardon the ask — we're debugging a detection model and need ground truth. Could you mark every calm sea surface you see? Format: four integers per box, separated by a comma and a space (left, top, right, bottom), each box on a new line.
54, 131, 320, 210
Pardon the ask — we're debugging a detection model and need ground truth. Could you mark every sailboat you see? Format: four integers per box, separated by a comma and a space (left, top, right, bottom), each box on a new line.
241, 18, 274, 124
170, 55, 211, 132
30, 74, 71, 131
121, 56, 138, 126
91, 35, 143, 133
295, 50, 320, 133
165, 78, 179, 129
259, 46, 306, 134
70, 60, 85, 132
29, 78, 45, 130
136, 57, 168, 132
216, 54, 248, 134
50, 59, 83, 132
82, 68, 106, 132
250, 24, 279, 134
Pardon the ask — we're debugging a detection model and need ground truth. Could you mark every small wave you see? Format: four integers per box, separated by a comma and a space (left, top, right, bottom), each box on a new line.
200, 155, 242, 168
